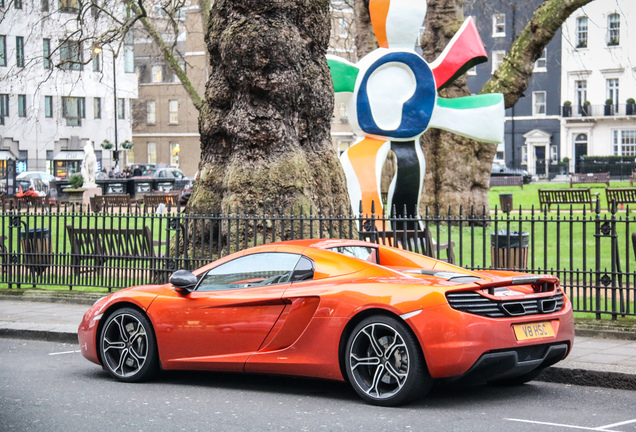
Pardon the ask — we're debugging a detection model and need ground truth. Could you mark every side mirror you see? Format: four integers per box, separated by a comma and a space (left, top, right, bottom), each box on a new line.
169, 270, 197, 294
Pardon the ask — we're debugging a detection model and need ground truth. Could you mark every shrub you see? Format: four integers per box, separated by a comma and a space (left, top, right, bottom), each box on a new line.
69, 174, 84, 189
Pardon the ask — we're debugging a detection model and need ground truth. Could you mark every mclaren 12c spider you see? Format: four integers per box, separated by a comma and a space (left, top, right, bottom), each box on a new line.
79, 239, 574, 406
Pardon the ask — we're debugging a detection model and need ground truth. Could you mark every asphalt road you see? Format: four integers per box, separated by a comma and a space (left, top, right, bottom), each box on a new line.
2, 338, 636, 432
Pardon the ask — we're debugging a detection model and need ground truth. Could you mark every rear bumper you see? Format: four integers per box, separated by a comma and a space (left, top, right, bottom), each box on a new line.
405, 300, 574, 380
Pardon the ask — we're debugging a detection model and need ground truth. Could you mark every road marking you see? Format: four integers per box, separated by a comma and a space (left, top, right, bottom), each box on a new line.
506, 418, 627, 432
48, 350, 81, 356
598, 420, 636, 430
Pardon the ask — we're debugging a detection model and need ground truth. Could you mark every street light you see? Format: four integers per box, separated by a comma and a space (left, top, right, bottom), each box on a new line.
93, 45, 119, 171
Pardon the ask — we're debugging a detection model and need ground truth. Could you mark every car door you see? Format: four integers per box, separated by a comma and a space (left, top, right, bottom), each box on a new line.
149, 252, 303, 371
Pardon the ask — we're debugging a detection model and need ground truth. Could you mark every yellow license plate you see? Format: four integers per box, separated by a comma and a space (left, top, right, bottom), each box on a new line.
513, 321, 555, 341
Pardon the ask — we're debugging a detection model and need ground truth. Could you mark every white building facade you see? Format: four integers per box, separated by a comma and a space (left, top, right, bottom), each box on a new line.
0, 0, 137, 178
560, 0, 636, 174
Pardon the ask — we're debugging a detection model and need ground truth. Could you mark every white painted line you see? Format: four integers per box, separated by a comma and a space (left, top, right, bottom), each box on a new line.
506, 418, 623, 432
598, 419, 636, 430
48, 350, 81, 356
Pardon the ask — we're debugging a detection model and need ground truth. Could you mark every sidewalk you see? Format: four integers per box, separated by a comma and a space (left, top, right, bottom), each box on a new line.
1, 296, 635, 390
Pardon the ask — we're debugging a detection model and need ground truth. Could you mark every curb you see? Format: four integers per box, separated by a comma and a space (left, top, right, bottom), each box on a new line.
0, 328, 78, 344
538, 366, 636, 391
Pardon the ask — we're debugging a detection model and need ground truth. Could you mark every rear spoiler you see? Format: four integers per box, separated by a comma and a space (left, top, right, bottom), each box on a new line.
474, 275, 559, 294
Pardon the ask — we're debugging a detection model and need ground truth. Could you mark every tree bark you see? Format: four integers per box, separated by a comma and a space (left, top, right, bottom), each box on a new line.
194, 0, 350, 217
354, 0, 377, 58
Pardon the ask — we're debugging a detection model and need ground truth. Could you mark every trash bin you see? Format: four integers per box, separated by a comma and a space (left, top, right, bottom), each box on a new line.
491, 230, 529, 269
499, 193, 513, 213
21, 227, 51, 276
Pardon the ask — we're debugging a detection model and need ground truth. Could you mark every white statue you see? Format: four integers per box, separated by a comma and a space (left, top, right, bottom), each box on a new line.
81, 140, 98, 188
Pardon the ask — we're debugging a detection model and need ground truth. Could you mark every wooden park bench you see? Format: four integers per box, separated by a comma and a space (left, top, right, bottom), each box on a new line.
66, 225, 164, 276
376, 228, 456, 264
489, 176, 524, 189
570, 172, 610, 188
538, 188, 598, 212
143, 193, 180, 212
89, 194, 132, 212
605, 187, 636, 211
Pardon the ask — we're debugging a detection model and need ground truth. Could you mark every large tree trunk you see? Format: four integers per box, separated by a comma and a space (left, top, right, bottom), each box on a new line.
193, 0, 350, 216
419, 0, 492, 212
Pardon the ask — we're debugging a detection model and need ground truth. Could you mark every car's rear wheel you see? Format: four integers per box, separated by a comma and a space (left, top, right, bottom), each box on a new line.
345, 315, 432, 406
99, 308, 158, 382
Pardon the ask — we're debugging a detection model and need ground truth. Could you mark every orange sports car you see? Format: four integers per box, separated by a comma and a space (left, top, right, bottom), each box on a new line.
78, 238, 574, 406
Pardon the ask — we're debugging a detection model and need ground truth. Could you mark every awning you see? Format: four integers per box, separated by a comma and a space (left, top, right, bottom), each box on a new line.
0, 150, 15, 160
54, 151, 84, 160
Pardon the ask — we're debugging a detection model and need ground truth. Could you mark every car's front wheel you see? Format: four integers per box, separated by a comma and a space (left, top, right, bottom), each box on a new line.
99, 307, 159, 382
345, 315, 432, 406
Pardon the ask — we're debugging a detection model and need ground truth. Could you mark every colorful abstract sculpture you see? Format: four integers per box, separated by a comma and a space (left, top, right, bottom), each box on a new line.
328, 0, 504, 222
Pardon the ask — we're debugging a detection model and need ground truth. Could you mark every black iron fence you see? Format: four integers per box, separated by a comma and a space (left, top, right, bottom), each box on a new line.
1, 201, 635, 320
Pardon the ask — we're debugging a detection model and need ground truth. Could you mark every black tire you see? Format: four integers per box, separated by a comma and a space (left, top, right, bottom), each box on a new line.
344, 315, 433, 406
99, 307, 159, 382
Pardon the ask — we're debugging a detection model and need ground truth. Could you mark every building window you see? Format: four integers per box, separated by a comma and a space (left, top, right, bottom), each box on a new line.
576, 16, 588, 48
492, 14, 505, 37
92, 51, 101, 72
576, 80, 587, 113
147, 142, 157, 164
16, 36, 24, 67
94, 97, 101, 119
59, 0, 80, 12
18, 94, 26, 117
533, 91, 546, 116
607, 13, 620, 46
169, 100, 178, 124
42, 0, 49, 11
0, 36, 6, 67
124, 32, 134, 73
117, 98, 125, 119
491, 50, 505, 74
151, 65, 163, 83
170, 142, 179, 166
607, 78, 619, 109
126, 147, 135, 165
339, 103, 348, 123
43, 39, 52, 69
534, 48, 547, 72
521, 145, 528, 165
146, 100, 156, 125
0, 94, 9, 120
550, 145, 558, 163
45, 96, 53, 118
62, 96, 85, 126
15, 0, 22, 9
338, 17, 348, 37
60, 40, 82, 71
467, 65, 477, 76
613, 130, 636, 156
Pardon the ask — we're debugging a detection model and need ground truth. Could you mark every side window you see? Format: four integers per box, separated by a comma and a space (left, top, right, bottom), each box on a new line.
290, 256, 315, 282
197, 253, 301, 291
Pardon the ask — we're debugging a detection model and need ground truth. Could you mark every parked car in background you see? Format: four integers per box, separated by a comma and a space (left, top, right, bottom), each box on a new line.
17, 178, 48, 196
16, 171, 59, 186
491, 162, 532, 184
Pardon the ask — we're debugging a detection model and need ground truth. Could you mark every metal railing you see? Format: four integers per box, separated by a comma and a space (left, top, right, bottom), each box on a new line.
1, 200, 634, 319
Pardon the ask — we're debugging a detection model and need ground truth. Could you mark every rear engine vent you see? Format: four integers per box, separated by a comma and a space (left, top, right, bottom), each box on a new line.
446, 291, 565, 318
